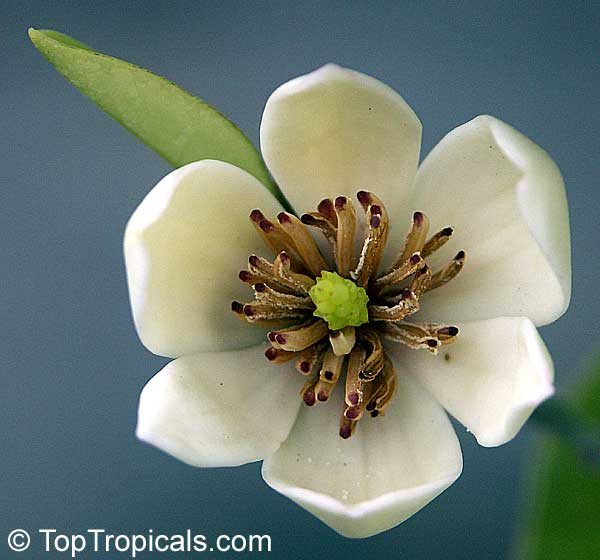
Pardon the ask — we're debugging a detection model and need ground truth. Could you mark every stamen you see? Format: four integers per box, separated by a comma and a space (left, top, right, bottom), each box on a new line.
345, 345, 366, 407
427, 251, 466, 291
295, 342, 327, 376
301, 378, 318, 407
273, 252, 315, 294
365, 357, 397, 416
344, 377, 374, 422
268, 319, 329, 352
252, 282, 314, 309
300, 212, 337, 257
368, 289, 419, 321
352, 192, 389, 287
378, 322, 432, 350
357, 327, 385, 381
231, 301, 291, 327
242, 302, 309, 323
250, 210, 308, 272
317, 198, 338, 226
277, 212, 328, 277
410, 263, 432, 298
389, 211, 430, 271
421, 226, 453, 258
334, 196, 357, 277
264, 347, 296, 363
329, 326, 356, 355
319, 347, 345, 383
372, 252, 423, 293
339, 416, 355, 439
315, 379, 335, 402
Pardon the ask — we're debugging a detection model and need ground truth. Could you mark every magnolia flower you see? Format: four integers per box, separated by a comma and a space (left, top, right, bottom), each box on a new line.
126, 64, 571, 538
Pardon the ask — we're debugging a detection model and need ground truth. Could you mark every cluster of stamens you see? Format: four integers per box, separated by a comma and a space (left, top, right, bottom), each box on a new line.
232, 191, 465, 439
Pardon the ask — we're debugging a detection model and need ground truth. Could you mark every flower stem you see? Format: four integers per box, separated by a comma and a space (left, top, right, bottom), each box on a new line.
531, 399, 600, 467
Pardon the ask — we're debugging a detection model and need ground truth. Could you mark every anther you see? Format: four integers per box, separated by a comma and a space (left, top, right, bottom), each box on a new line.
339, 424, 352, 439
277, 212, 292, 224
357, 190, 372, 206
231, 301, 244, 314
317, 198, 336, 223
250, 209, 264, 223
334, 196, 347, 210
239, 270, 253, 282
259, 219, 275, 233
300, 214, 317, 225
303, 391, 316, 406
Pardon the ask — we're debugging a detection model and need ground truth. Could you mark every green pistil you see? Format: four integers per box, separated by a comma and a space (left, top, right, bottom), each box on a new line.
309, 271, 369, 331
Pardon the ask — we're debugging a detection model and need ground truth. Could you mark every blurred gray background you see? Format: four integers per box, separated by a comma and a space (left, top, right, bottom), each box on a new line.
2, 1, 598, 558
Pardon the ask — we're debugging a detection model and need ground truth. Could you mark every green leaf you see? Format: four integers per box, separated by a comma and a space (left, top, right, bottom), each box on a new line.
518, 358, 600, 559
29, 28, 282, 201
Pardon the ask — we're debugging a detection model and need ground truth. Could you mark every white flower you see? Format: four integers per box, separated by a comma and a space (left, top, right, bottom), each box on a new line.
125, 64, 571, 538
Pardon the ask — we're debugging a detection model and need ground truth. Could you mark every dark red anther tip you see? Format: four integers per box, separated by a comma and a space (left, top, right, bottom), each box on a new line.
447, 326, 459, 336
346, 406, 360, 420
401, 288, 413, 299
365, 401, 375, 411
357, 191, 372, 205
249, 255, 260, 266
268, 332, 277, 342
409, 254, 421, 265
259, 219, 275, 233
455, 250, 465, 260
334, 196, 347, 210
254, 282, 266, 292
231, 301, 244, 313
300, 214, 317, 225
280, 252, 290, 264
324, 371, 334, 381
243, 305, 255, 316
370, 215, 381, 228
250, 209, 264, 222
300, 361, 310, 373
427, 339, 438, 348
339, 425, 352, 439
239, 270, 252, 281
265, 347, 278, 361
317, 390, 328, 402
277, 212, 292, 224
413, 211, 424, 226
370, 410, 380, 418
303, 391, 316, 406
442, 227, 454, 236
370, 204, 382, 216
275, 333, 287, 344
318, 198, 333, 213
347, 392, 359, 405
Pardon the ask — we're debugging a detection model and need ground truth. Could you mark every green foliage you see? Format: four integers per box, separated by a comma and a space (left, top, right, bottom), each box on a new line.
518, 358, 600, 559
28, 29, 282, 201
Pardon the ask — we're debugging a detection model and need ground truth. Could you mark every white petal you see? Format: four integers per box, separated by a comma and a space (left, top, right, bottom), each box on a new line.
262, 373, 462, 538
412, 115, 571, 326
124, 160, 283, 358
136, 345, 304, 467
392, 317, 554, 447
260, 64, 421, 218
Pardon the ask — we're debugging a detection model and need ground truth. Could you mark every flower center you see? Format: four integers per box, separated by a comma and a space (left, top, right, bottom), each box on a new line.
232, 191, 466, 439
309, 271, 369, 330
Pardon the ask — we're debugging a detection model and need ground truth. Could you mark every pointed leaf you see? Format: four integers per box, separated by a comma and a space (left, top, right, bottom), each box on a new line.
29, 28, 280, 199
